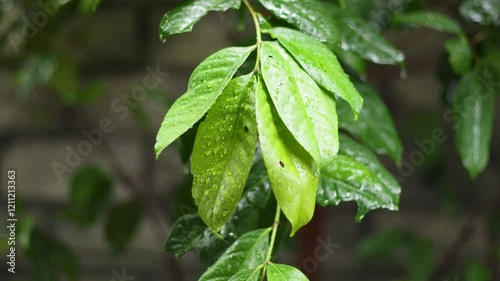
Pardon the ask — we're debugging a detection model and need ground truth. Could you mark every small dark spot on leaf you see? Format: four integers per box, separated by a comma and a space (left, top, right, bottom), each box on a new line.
268, 55, 273, 59
279, 161, 285, 168
244, 126, 249, 132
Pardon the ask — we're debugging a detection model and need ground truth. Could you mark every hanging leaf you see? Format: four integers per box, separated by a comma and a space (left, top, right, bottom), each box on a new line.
269, 27, 363, 116
155, 46, 255, 157
159, 0, 242, 41
317, 134, 400, 221
165, 161, 272, 261
105, 199, 143, 254
260, 41, 339, 167
192, 74, 258, 231
460, 0, 500, 26
199, 229, 269, 281
258, 0, 404, 64
392, 11, 463, 34
255, 75, 319, 236
64, 165, 113, 227
445, 36, 473, 75
337, 83, 403, 164
453, 66, 496, 178
267, 263, 309, 281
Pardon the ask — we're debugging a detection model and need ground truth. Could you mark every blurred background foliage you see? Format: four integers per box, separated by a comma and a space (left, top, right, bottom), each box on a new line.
0, 0, 499, 280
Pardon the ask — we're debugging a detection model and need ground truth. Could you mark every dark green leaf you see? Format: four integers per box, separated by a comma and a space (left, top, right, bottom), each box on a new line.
269, 27, 363, 116
337, 83, 403, 164
26, 230, 57, 281
453, 66, 496, 178
335, 15, 405, 65
408, 238, 433, 281
267, 263, 309, 281
465, 260, 491, 281
317, 134, 400, 221
65, 165, 113, 227
79, 0, 101, 14
48, 55, 79, 105
53, 241, 79, 281
105, 199, 143, 254
258, 0, 404, 64
460, 0, 500, 26
199, 229, 270, 281
192, 74, 258, 231
15, 54, 56, 98
357, 228, 413, 260
255, 75, 319, 236
159, 0, 242, 41
165, 162, 272, 260
445, 36, 473, 75
155, 46, 255, 157
164, 214, 224, 259
260, 41, 339, 167
392, 11, 463, 34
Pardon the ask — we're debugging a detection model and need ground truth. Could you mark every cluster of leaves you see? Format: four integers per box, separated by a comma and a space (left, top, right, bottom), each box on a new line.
156, 0, 408, 279
390, 0, 500, 178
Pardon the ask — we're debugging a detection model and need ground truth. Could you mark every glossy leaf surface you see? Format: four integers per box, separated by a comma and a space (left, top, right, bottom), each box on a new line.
269, 27, 363, 116
155, 46, 254, 157
255, 76, 318, 235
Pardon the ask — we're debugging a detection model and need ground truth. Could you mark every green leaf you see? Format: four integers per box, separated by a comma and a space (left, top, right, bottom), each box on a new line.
445, 36, 473, 75
337, 83, 402, 164
48, 55, 79, 105
357, 228, 413, 260
255, 75, 319, 236
317, 134, 400, 221
199, 229, 270, 281
335, 15, 405, 65
53, 241, 79, 281
65, 165, 113, 227
453, 66, 496, 178
269, 27, 363, 117
465, 260, 491, 281
460, 0, 500, 26
79, 0, 101, 14
267, 263, 309, 281
159, 0, 242, 41
164, 214, 224, 259
155, 46, 255, 157
105, 199, 143, 254
228, 267, 263, 281
392, 11, 463, 34
192, 74, 258, 231
26, 230, 57, 281
165, 162, 272, 261
258, 0, 404, 64
408, 238, 433, 281
260, 41, 339, 167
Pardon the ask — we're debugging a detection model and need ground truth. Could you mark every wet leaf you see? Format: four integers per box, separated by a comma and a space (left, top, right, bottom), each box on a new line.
392, 11, 463, 34
165, 162, 272, 261
255, 75, 318, 236
337, 83, 402, 164
453, 66, 496, 178
317, 134, 400, 221
192, 74, 258, 231
269, 27, 363, 117
267, 263, 309, 281
228, 267, 263, 281
258, 0, 404, 64
155, 46, 255, 157
460, 0, 500, 26
199, 229, 270, 281
260, 41, 339, 167
159, 0, 242, 41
